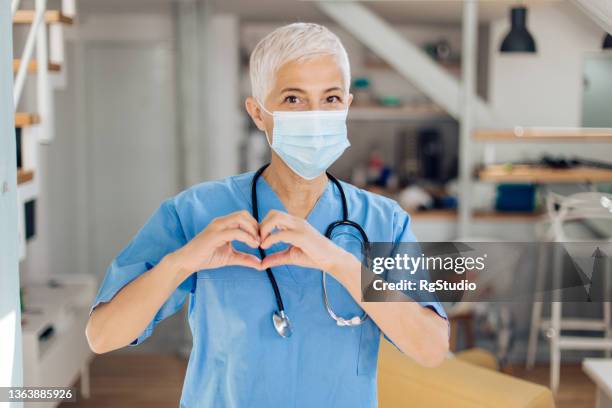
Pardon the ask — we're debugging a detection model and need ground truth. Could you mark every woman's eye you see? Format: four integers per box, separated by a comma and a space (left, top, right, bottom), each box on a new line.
284, 95, 299, 104
326, 95, 342, 103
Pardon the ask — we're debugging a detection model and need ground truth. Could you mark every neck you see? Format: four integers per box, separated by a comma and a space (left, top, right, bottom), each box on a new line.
263, 155, 328, 218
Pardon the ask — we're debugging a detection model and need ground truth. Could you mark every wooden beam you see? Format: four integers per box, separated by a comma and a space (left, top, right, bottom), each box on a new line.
474, 128, 612, 141
315, 1, 500, 127
478, 164, 612, 183
17, 169, 34, 185
13, 59, 61, 73
13, 10, 74, 25
15, 113, 40, 128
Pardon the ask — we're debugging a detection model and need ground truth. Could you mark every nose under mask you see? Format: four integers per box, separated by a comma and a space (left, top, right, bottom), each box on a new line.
258, 101, 350, 180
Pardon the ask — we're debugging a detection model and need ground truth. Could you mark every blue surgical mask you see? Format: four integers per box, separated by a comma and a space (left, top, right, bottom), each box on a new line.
258, 101, 350, 180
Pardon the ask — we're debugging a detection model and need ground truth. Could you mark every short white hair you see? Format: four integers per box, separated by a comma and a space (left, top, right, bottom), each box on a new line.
249, 22, 351, 103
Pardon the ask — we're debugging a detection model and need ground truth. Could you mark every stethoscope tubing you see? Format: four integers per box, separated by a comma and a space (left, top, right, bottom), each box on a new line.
251, 163, 370, 333
251, 164, 286, 314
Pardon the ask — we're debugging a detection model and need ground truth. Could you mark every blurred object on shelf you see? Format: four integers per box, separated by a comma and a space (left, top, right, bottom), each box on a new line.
438, 195, 458, 210
365, 149, 397, 188
419, 128, 444, 182
351, 77, 374, 106
398, 129, 420, 182
423, 39, 452, 62
379, 95, 402, 107
540, 155, 612, 170
495, 184, 536, 213
398, 185, 433, 211
398, 126, 458, 185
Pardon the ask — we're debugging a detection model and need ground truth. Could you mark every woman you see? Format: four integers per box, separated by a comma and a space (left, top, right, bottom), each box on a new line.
86, 22, 448, 407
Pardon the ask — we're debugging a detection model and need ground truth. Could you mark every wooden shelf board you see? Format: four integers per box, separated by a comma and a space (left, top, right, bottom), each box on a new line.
478, 164, 612, 183
15, 113, 40, 128
364, 59, 461, 75
13, 10, 74, 25
474, 128, 612, 142
17, 169, 34, 185
410, 209, 542, 221
13, 59, 61, 73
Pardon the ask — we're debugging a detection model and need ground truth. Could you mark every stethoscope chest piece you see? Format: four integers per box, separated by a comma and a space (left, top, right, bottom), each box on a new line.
272, 310, 292, 338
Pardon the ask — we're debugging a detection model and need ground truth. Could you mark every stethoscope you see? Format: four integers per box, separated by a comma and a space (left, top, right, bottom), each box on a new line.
251, 163, 370, 338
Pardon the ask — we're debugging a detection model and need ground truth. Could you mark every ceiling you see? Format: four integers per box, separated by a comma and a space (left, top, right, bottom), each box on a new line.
213, 0, 561, 24
77, 0, 562, 24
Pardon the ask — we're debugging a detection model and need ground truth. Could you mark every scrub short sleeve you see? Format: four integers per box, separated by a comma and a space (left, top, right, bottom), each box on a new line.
389, 204, 448, 321
90, 198, 195, 345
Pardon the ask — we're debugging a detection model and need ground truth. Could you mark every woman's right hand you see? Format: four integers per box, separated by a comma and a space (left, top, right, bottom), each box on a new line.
172, 210, 262, 275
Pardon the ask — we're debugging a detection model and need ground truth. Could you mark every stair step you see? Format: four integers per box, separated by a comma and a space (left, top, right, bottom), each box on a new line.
13, 10, 74, 25
15, 113, 40, 128
13, 59, 61, 73
17, 169, 34, 185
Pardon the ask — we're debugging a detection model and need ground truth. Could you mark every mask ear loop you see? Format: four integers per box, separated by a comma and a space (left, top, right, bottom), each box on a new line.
255, 98, 273, 146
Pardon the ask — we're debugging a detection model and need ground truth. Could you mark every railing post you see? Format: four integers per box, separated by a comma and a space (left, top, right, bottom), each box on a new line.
13, 0, 47, 106
458, 0, 478, 237
36, 0, 54, 143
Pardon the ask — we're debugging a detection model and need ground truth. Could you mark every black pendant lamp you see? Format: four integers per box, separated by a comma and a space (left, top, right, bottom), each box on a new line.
604, 33, 612, 50
500, 6, 537, 53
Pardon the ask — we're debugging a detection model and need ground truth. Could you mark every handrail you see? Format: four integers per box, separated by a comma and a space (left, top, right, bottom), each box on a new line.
11, 0, 22, 17
13, 0, 47, 106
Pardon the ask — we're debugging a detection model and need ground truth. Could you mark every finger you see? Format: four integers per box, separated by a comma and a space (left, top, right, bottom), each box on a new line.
260, 230, 302, 250
227, 249, 263, 270
217, 228, 260, 248
260, 248, 293, 269
216, 211, 260, 239
259, 211, 300, 241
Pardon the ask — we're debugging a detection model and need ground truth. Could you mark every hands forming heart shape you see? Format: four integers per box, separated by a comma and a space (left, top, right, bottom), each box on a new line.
174, 210, 346, 276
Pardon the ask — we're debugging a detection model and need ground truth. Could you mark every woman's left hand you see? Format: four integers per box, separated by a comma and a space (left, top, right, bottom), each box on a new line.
259, 209, 347, 272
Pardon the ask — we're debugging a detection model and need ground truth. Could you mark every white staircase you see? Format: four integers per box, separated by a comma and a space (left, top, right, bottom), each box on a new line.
12, 0, 75, 262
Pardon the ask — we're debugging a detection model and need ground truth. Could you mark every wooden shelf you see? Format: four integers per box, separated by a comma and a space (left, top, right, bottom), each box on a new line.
364, 59, 461, 76
13, 10, 74, 25
17, 169, 34, 185
15, 113, 40, 128
348, 104, 450, 121
13, 59, 61, 73
410, 209, 542, 221
478, 164, 612, 183
474, 128, 612, 142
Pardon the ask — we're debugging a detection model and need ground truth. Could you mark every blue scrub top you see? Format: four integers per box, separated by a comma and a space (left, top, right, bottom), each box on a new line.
92, 171, 446, 408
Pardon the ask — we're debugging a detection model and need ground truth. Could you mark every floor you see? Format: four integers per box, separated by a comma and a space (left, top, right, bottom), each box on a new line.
61, 354, 597, 408
513, 364, 596, 408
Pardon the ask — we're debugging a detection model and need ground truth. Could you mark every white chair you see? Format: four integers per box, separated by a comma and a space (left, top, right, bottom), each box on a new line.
526, 192, 612, 393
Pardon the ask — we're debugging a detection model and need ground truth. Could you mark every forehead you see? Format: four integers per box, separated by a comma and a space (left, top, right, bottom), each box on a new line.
271, 54, 345, 93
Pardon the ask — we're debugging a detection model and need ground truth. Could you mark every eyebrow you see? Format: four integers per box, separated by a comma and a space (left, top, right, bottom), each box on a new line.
323, 87, 343, 93
280, 87, 306, 94
279, 86, 344, 94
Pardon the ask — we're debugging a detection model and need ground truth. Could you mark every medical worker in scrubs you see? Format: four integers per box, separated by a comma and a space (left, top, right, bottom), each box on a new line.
86, 22, 449, 407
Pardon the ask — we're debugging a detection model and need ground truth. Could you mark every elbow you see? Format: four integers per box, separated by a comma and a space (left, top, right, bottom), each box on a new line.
415, 336, 449, 368
86, 316, 112, 354
400, 319, 449, 368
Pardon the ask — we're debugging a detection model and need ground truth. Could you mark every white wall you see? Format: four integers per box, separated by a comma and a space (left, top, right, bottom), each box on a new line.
18, 8, 190, 352
488, 2, 604, 128
0, 2, 24, 399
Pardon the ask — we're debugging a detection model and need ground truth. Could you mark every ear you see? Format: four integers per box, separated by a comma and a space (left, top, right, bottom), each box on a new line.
245, 97, 267, 132
347, 93, 354, 108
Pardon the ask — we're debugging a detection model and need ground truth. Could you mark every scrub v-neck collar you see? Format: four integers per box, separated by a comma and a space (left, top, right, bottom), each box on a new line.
235, 170, 342, 285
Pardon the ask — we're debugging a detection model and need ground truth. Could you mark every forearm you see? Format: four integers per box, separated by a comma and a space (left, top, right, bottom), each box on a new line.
86, 253, 190, 354
330, 255, 449, 367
